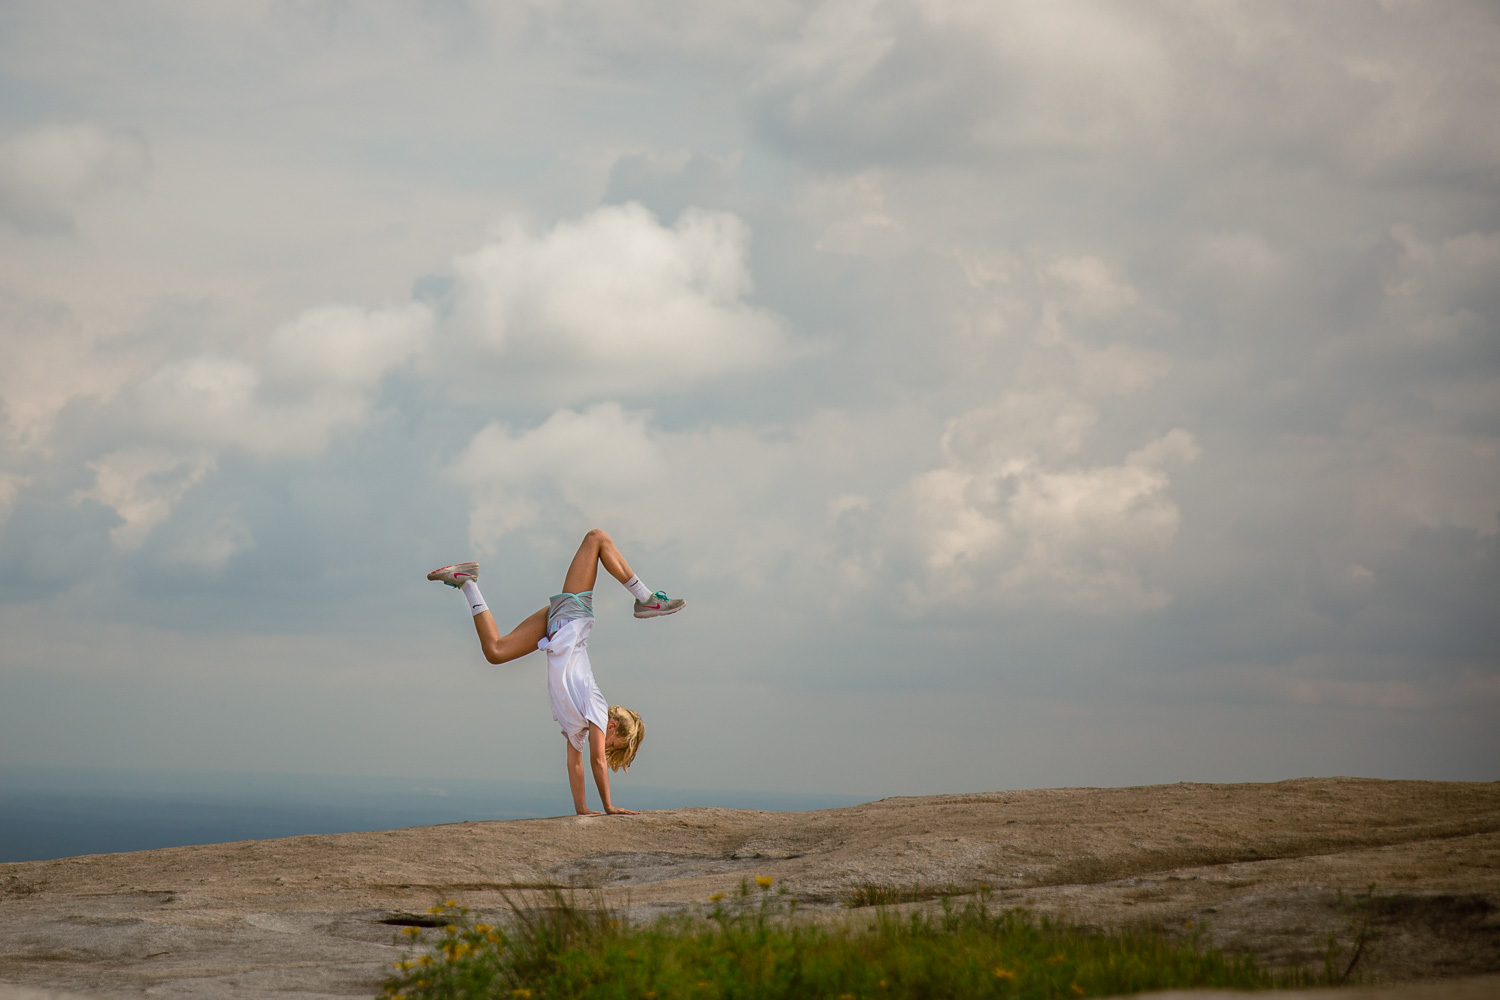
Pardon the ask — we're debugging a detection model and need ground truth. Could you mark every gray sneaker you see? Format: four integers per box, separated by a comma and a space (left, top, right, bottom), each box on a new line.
427, 562, 478, 588
633, 591, 685, 618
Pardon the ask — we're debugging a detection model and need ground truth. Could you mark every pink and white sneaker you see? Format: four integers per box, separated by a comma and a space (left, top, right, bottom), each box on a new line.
426, 562, 479, 588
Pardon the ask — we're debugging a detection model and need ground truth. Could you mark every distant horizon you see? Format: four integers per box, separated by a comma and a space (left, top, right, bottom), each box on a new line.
0, 763, 870, 864
6, 763, 1491, 866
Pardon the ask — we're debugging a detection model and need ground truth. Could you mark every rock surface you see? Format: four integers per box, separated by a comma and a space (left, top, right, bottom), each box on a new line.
1, 777, 1497, 999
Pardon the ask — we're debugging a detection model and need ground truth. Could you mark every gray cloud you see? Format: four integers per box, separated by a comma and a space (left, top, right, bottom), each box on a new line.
0, 122, 149, 234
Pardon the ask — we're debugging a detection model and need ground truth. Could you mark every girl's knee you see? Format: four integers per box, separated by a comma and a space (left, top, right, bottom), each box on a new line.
584, 527, 613, 547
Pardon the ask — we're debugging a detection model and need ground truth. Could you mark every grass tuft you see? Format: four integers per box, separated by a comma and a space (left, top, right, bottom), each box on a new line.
382, 881, 1326, 999
844, 883, 986, 909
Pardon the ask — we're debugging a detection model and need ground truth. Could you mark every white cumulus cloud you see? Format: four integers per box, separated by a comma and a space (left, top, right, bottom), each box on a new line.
890, 394, 1199, 614
447, 203, 794, 402
135, 301, 431, 459
447, 402, 669, 548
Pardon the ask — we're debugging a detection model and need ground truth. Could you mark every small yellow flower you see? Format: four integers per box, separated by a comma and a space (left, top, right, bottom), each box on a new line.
487, 932, 502, 943
755, 876, 774, 889
878, 980, 887, 989
445, 924, 459, 935
511, 990, 532, 999
445, 899, 458, 908
401, 926, 422, 937
418, 955, 433, 967
475, 923, 493, 934
645, 992, 657, 999
426, 905, 444, 914
708, 892, 725, 902
993, 967, 1015, 980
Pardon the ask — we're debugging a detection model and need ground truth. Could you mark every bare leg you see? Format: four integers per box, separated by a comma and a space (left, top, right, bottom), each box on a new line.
474, 606, 548, 665
561, 528, 638, 595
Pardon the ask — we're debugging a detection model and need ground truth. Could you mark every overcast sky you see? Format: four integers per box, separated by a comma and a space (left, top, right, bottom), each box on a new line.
1, 1, 1496, 801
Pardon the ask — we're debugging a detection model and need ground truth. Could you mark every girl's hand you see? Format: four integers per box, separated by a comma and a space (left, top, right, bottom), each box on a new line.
605, 806, 639, 815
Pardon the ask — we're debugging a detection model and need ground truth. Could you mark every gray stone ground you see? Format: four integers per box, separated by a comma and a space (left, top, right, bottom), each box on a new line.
1, 778, 1497, 999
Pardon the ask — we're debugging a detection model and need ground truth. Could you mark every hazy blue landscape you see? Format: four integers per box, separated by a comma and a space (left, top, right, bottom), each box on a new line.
0, 766, 865, 864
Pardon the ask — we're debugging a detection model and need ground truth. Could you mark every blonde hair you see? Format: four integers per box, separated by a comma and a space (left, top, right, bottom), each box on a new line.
606, 705, 645, 771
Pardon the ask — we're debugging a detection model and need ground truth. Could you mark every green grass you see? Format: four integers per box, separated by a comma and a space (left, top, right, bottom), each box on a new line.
381, 881, 1326, 1000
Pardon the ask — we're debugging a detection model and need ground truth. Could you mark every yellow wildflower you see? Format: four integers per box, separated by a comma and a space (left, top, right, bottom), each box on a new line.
708, 892, 725, 902
445, 924, 459, 935
475, 923, 493, 934
401, 926, 422, 937
418, 955, 433, 967
993, 967, 1015, 980
512, 990, 532, 999
426, 906, 444, 915
445, 899, 458, 908
755, 876, 774, 889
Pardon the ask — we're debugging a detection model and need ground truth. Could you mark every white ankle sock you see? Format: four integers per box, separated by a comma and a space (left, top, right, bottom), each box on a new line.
460, 580, 488, 617
624, 575, 652, 602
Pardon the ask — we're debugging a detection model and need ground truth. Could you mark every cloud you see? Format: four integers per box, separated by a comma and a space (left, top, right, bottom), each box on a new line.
160, 508, 254, 573
447, 402, 668, 546
75, 447, 216, 551
57, 300, 431, 553
0, 122, 149, 233
754, 0, 1171, 167
798, 171, 907, 257
446, 203, 794, 403
604, 150, 740, 222
134, 301, 431, 459
890, 394, 1199, 614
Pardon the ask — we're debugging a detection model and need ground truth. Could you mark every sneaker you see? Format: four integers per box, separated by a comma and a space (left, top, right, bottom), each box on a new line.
427, 562, 479, 588
633, 591, 685, 618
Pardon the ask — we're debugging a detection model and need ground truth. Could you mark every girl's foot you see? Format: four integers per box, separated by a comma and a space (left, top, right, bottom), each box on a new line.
633, 591, 685, 618
427, 562, 479, 588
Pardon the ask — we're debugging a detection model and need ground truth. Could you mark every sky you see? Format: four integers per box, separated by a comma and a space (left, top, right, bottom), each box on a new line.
0, 0, 1496, 802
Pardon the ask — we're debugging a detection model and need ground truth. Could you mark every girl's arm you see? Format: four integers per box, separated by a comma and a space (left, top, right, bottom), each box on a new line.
566, 740, 601, 815
589, 723, 638, 815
